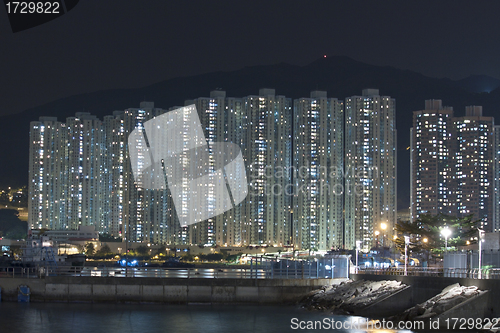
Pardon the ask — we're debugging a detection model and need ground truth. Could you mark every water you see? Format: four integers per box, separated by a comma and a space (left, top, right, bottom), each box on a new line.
0, 303, 383, 333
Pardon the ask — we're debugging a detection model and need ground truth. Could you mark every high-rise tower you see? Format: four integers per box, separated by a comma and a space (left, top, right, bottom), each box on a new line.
293, 91, 344, 250
344, 89, 397, 250
411, 100, 455, 221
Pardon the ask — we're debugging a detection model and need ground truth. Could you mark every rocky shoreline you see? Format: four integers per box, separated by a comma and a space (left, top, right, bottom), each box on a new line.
299, 279, 407, 314
389, 283, 485, 322
299, 279, 493, 330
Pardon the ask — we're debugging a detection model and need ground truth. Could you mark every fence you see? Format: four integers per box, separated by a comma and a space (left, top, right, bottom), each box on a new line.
0, 267, 38, 278
0, 256, 350, 280
358, 267, 443, 276
254, 256, 350, 279
357, 266, 500, 279
444, 250, 500, 270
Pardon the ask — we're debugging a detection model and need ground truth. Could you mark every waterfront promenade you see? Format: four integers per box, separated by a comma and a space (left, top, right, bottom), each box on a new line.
0, 276, 344, 303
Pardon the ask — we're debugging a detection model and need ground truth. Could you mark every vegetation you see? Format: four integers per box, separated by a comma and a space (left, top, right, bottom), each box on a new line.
9, 245, 22, 258
84, 242, 95, 256
0, 209, 27, 239
99, 233, 122, 242
96, 244, 111, 256
79, 241, 243, 264
135, 245, 150, 256
394, 213, 480, 258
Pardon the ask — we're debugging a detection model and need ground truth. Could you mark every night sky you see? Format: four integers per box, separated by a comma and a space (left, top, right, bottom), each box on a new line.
1, 0, 500, 116
1, 1, 500, 211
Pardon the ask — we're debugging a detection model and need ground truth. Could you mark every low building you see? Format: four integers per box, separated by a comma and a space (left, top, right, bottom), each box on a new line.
41, 225, 99, 243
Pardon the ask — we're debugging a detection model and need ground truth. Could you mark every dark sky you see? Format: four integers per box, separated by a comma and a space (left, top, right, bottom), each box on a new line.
1, 0, 500, 115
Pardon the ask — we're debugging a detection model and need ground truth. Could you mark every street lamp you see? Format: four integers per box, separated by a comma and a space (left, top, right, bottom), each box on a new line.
478, 228, 484, 279
441, 227, 452, 252
355, 240, 362, 274
404, 235, 410, 276
381, 222, 387, 247
375, 230, 380, 248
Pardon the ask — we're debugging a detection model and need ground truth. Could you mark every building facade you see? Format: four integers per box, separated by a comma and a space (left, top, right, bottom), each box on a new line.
494, 125, 500, 232
28, 117, 67, 230
242, 89, 292, 247
186, 91, 245, 246
344, 89, 397, 250
411, 100, 455, 220
293, 91, 344, 250
453, 106, 494, 231
411, 102, 495, 232
29, 88, 398, 250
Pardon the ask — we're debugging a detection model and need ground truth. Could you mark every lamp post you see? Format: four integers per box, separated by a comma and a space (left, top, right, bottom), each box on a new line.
355, 240, 362, 274
423, 237, 428, 265
478, 228, 484, 279
375, 230, 380, 248
381, 222, 387, 247
404, 235, 410, 276
441, 227, 451, 252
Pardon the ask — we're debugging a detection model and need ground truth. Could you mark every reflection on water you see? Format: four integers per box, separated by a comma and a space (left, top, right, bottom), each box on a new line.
0, 302, 417, 333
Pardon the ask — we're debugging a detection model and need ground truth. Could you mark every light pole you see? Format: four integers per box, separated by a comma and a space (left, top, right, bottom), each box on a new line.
478, 228, 484, 279
441, 227, 452, 252
423, 237, 428, 266
404, 235, 410, 276
355, 240, 362, 274
375, 230, 380, 248
381, 222, 387, 247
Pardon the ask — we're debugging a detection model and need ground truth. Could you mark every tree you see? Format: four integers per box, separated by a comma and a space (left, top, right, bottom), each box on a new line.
85, 242, 95, 256
96, 244, 111, 256
226, 254, 240, 263
99, 233, 122, 242
10, 245, 22, 258
202, 253, 224, 262
136, 245, 149, 256
394, 213, 480, 257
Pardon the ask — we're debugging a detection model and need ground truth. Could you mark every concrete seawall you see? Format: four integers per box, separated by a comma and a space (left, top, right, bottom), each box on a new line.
0, 277, 346, 304
352, 274, 500, 317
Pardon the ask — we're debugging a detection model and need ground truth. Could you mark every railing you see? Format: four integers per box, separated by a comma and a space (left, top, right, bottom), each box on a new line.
444, 268, 500, 279
357, 267, 500, 279
49, 267, 270, 279
0, 257, 350, 279
0, 266, 292, 279
357, 267, 443, 276
0, 267, 39, 278
4, 264, 500, 280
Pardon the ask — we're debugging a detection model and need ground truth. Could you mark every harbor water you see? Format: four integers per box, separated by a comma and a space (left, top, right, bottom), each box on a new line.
0, 303, 401, 333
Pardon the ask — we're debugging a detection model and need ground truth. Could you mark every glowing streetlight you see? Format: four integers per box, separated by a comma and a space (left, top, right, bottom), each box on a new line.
381, 223, 388, 247
404, 235, 410, 276
478, 228, 484, 279
441, 227, 452, 252
355, 240, 362, 274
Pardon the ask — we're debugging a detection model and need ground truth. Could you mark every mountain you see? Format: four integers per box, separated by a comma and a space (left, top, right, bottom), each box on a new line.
455, 74, 500, 93
3, 55, 500, 209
